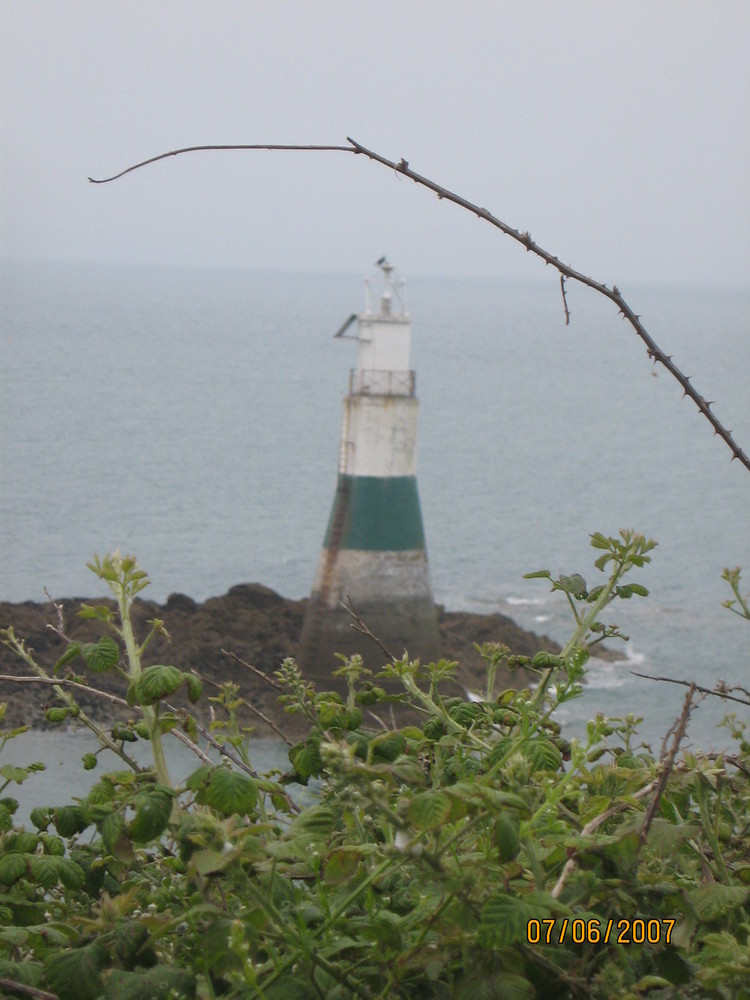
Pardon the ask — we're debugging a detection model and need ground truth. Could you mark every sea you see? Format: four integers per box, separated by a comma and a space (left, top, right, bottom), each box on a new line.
1, 259, 748, 818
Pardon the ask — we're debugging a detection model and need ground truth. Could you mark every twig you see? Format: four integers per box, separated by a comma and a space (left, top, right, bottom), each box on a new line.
162, 699, 301, 814
632, 670, 750, 708
167, 725, 213, 765
560, 275, 571, 326
0, 674, 130, 708
640, 684, 695, 844
195, 670, 294, 747
551, 778, 658, 899
340, 596, 397, 662
88, 143, 353, 184
44, 587, 69, 643
1, 629, 141, 771
90, 138, 748, 470
0, 976, 59, 999
706, 753, 750, 780
221, 649, 284, 691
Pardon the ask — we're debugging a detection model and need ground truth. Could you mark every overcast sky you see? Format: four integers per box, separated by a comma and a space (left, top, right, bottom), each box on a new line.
2, 1, 748, 288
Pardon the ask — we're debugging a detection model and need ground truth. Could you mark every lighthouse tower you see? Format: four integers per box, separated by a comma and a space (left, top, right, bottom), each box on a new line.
298, 260, 441, 685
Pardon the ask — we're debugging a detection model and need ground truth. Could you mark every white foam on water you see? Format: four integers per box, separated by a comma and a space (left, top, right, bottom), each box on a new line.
611, 643, 647, 668
585, 645, 646, 690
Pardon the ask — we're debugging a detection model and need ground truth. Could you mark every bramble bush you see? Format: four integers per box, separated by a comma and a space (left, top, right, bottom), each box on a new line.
0, 534, 749, 999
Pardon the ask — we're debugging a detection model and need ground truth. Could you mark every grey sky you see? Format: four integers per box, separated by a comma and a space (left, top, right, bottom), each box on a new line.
2, 1, 748, 288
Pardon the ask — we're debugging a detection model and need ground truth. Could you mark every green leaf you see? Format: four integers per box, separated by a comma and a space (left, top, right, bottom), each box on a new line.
523, 569, 551, 579
323, 847, 362, 885
290, 741, 323, 779
77, 603, 115, 623
185, 764, 212, 793
408, 790, 453, 831
104, 965, 196, 1000
45, 941, 108, 1000
0, 958, 44, 989
134, 664, 185, 706
30, 855, 59, 889
287, 805, 334, 839
687, 883, 750, 922
558, 573, 587, 596
524, 738, 563, 772
190, 848, 234, 876
530, 651, 564, 670
129, 786, 174, 842
56, 857, 85, 890
82, 752, 98, 770
13, 832, 39, 853
81, 635, 120, 673
494, 813, 521, 863
0, 805, 12, 833
0, 927, 30, 948
456, 971, 535, 1000
185, 674, 202, 704
45, 706, 70, 723
54, 805, 89, 838
110, 922, 156, 971
30, 806, 53, 830
479, 892, 541, 948
53, 642, 83, 674
602, 830, 641, 877
39, 832, 65, 856
111, 724, 138, 742
204, 768, 257, 817
0, 764, 30, 784
0, 852, 27, 885
100, 811, 125, 855
370, 731, 406, 762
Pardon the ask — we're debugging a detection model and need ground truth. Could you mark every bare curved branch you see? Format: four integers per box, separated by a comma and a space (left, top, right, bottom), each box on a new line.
89, 138, 750, 472
88, 143, 353, 184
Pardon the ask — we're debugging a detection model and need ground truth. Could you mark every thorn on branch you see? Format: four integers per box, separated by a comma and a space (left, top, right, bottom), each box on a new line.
560, 275, 571, 326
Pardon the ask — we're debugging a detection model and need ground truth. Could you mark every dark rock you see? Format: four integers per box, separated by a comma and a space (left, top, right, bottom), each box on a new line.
0, 586, 559, 734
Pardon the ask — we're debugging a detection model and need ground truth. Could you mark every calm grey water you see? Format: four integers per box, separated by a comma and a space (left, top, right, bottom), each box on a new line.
1, 261, 748, 770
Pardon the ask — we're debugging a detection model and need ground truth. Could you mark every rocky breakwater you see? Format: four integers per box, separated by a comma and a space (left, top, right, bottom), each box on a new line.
0, 584, 559, 734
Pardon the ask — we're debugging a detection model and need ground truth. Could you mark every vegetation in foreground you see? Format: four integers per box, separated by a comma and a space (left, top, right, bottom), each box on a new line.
0, 533, 749, 999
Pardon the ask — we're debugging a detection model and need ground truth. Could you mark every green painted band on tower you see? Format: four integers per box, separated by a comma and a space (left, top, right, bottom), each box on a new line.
323, 475, 427, 552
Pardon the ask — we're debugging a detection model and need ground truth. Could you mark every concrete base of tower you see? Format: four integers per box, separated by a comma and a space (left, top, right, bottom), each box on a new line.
297, 549, 441, 690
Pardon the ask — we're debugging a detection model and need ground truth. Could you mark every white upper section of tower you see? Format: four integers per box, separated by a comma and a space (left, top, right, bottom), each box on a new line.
355, 259, 411, 376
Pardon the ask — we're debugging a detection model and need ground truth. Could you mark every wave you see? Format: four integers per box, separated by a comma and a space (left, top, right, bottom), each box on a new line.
585, 645, 646, 690
611, 643, 646, 668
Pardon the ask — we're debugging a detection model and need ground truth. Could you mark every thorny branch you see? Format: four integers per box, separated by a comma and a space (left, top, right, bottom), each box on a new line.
632, 670, 750, 708
640, 684, 695, 844
551, 777, 659, 899
340, 595, 398, 663
89, 138, 750, 472
0, 674, 130, 709
221, 648, 284, 692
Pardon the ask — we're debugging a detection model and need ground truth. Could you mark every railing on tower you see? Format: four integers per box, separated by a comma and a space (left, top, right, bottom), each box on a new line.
349, 368, 416, 397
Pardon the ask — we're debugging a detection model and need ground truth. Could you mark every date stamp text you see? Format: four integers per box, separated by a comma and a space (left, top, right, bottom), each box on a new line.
526, 917, 675, 946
